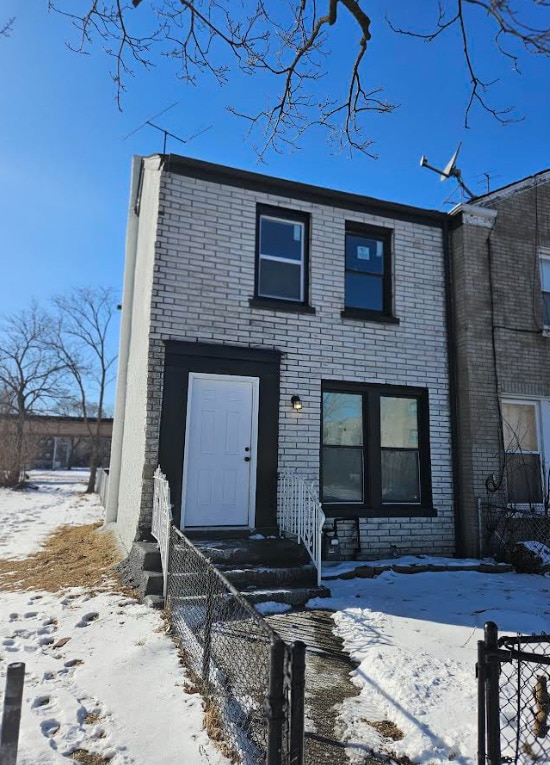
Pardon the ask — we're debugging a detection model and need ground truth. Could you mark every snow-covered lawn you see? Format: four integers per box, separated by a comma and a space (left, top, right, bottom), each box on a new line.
0, 471, 229, 765
311, 565, 550, 765
3, 471, 549, 765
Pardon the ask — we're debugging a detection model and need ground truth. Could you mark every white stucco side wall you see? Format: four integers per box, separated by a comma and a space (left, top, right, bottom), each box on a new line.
112, 156, 162, 551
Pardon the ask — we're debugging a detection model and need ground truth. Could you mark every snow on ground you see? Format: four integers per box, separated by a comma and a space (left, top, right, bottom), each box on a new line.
0, 471, 102, 560
310, 567, 550, 765
321, 555, 509, 578
0, 471, 229, 765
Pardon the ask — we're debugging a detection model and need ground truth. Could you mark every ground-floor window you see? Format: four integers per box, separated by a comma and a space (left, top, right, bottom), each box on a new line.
321, 382, 433, 515
502, 399, 547, 506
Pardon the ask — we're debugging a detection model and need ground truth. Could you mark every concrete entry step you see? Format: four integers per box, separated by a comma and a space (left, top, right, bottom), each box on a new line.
220, 563, 318, 590
242, 585, 330, 608
191, 536, 312, 568
189, 535, 329, 608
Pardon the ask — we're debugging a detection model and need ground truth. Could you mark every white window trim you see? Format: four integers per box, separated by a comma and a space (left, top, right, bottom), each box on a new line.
501, 397, 549, 511
539, 249, 550, 330
258, 214, 305, 302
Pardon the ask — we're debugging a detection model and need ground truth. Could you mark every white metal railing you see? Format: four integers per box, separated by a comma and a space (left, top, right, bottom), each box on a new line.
278, 470, 325, 585
152, 466, 173, 597
95, 467, 110, 508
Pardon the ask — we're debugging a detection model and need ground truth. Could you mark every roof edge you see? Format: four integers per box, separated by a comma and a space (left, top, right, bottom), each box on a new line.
156, 153, 446, 228
472, 168, 550, 205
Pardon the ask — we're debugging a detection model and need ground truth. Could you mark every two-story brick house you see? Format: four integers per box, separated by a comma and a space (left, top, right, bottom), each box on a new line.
107, 154, 457, 561
449, 170, 550, 556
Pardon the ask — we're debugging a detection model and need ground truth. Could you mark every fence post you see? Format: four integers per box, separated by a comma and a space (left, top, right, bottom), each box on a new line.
485, 621, 501, 765
267, 638, 285, 765
289, 640, 306, 765
477, 639, 486, 765
202, 569, 215, 689
0, 662, 25, 765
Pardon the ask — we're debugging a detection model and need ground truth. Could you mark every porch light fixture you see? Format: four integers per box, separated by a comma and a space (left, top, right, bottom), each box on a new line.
291, 395, 303, 411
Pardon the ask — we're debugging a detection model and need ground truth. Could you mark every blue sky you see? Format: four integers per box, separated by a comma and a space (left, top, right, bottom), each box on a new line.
0, 2, 547, 405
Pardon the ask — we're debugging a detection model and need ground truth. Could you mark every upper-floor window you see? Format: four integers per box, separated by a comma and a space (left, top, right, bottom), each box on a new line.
345, 224, 392, 317
256, 205, 309, 304
540, 250, 550, 327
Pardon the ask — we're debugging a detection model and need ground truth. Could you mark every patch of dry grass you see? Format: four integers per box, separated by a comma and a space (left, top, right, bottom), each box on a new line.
367, 719, 405, 741
70, 749, 112, 764
0, 522, 128, 593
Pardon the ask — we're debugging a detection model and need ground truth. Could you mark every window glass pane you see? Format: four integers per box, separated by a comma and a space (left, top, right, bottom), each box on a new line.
543, 294, 550, 327
322, 447, 363, 502
505, 453, 543, 504
323, 393, 363, 445
541, 259, 550, 290
345, 273, 383, 311
381, 397, 418, 448
346, 234, 384, 274
258, 258, 302, 301
260, 217, 303, 262
381, 450, 420, 503
502, 403, 538, 452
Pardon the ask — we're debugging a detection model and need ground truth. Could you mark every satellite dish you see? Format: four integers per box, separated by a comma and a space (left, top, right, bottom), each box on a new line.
419, 142, 474, 199
440, 143, 461, 181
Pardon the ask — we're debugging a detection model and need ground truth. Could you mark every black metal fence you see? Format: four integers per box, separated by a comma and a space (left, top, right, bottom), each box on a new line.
165, 527, 305, 765
479, 500, 550, 565
478, 621, 550, 765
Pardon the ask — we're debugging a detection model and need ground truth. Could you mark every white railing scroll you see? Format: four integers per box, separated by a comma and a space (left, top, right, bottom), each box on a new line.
278, 470, 325, 585
152, 466, 173, 597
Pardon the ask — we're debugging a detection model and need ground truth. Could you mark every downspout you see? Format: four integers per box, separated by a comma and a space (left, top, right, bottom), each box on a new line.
105, 157, 143, 523
442, 217, 464, 556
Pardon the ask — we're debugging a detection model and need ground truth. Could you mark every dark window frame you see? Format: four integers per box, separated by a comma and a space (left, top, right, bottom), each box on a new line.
343, 223, 394, 320
255, 204, 311, 307
321, 380, 434, 518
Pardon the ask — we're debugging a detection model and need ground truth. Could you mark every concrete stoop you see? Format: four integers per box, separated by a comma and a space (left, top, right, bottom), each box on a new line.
115, 541, 164, 600
193, 536, 330, 607
117, 536, 330, 609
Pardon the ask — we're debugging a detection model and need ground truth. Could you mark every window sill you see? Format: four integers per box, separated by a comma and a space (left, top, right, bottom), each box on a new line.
249, 298, 316, 314
323, 504, 437, 519
340, 309, 400, 325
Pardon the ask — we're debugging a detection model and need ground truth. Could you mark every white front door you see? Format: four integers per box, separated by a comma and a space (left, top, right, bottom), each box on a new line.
182, 373, 259, 528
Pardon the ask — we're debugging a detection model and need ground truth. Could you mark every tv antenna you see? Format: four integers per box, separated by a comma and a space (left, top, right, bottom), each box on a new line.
122, 102, 212, 153
419, 143, 475, 200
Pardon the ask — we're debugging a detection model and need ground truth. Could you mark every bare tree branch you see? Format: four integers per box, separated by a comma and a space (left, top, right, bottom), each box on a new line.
49, 287, 117, 493
49, 0, 550, 154
0, 305, 66, 486
387, 0, 550, 127
0, 17, 15, 38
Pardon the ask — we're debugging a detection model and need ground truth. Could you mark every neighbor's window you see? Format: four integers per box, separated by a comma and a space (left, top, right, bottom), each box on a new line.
322, 384, 431, 513
256, 205, 309, 303
345, 225, 392, 315
502, 401, 543, 504
540, 253, 550, 327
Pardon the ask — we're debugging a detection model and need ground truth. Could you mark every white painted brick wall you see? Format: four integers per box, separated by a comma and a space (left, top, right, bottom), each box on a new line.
139, 167, 455, 559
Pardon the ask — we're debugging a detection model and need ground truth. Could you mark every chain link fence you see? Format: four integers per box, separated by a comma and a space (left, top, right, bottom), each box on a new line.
478, 499, 550, 568
165, 527, 305, 765
478, 622, 550, 765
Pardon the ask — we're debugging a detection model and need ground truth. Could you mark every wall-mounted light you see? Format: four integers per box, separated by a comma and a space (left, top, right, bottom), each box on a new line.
291, 395, 303, 411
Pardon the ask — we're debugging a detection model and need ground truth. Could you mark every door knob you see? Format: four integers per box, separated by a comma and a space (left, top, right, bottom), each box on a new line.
244, 456, 251, 462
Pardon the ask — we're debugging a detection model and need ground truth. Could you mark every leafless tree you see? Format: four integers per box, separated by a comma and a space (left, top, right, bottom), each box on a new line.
0, 306, 65, 486
49, 288, 117, 493
49, 1, 550, 156
0, 17, 14, 38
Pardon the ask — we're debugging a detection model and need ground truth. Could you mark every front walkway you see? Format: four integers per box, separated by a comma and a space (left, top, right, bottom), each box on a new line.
267, 609, 372, 764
